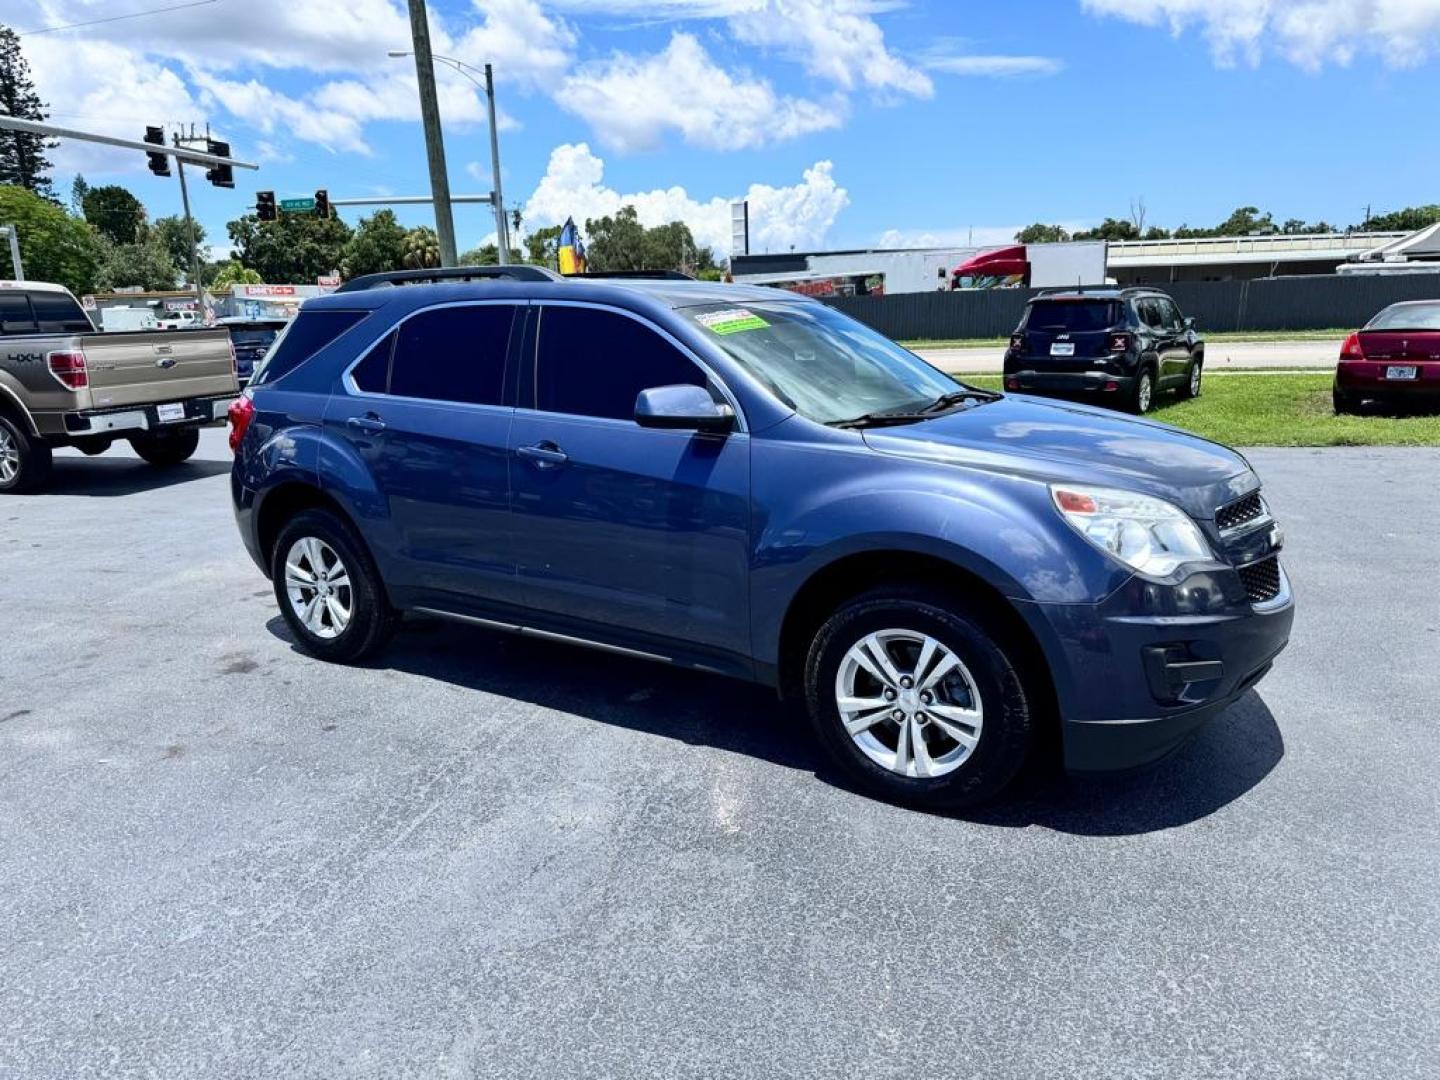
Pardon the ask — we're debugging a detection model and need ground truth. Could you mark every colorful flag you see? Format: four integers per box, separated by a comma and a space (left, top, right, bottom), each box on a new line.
557, 217, 587, 275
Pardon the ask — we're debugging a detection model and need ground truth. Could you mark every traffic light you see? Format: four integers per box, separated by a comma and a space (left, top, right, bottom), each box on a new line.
205, 139, 234, 189
256, 191, 276, 222
314, 189, 329, 218
144, 126, 170, 177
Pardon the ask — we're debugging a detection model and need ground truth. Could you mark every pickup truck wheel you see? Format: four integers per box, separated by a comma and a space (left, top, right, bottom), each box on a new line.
0, 415, 53, 494
129, 427, 200, 466
804, 586, 1034, 810
272, 509, 396, 663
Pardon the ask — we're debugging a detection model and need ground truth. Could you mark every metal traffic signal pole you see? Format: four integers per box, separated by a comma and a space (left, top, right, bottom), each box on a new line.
172, 131, 205, 311
405, 0, 458, 268
484, 63, 509, 264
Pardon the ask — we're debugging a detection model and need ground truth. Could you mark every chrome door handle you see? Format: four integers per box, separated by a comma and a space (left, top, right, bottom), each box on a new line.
517, 442, 568, 467
347, 414, 386, 433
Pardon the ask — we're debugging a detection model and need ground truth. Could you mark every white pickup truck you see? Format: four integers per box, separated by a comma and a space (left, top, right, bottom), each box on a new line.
0, 281, 239, 493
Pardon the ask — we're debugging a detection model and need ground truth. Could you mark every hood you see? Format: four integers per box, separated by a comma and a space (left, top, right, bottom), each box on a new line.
862, 394, 1254, 519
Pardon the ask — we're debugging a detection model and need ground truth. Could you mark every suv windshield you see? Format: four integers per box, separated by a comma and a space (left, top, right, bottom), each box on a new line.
680, 300, 972, 425
1024, 300, 1120, 333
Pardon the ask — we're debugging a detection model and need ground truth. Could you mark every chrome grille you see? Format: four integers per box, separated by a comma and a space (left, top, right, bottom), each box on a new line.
1237, 556, 1282, 604
1216, 491, 1266, 532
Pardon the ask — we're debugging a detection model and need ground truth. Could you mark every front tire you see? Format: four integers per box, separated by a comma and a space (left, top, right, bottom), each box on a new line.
271, 509, 396, 663
1179, 359, 1202, 400
803, 586, 1035, 810
130, 427, 200, 466
0, 414, 53, 494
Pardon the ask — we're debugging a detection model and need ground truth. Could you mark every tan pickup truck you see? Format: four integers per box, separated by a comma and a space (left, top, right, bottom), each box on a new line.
0, 281, 239, 493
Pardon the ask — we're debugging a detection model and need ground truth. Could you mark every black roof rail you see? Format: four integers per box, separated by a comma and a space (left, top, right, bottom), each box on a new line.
568, 269, 695, 281
333, 265, 562, 293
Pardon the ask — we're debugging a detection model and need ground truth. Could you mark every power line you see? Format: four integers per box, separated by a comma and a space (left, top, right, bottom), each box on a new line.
18, 0, 220, 36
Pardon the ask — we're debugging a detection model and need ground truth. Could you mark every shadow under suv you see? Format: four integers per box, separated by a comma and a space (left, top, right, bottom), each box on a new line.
1004, 288, 1205, 414
230, 268, 1290, 810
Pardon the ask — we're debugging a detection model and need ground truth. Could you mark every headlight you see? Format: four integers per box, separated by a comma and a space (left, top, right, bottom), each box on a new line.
1050, 484, 1214, 577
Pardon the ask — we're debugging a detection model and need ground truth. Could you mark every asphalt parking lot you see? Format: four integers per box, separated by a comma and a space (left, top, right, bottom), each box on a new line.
3, 429, 1438, 1079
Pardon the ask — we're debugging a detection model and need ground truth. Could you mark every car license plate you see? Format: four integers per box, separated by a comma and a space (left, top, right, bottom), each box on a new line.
156, 402, 186, 423
1385, 365, 1418, 380
1050, 342, 1076, 357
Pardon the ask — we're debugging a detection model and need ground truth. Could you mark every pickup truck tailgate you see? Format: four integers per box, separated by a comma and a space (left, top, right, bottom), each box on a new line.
80, 329, 237, 408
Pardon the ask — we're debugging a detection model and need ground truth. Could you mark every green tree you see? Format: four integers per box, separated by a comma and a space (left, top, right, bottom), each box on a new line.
211, 260, 262, 289
458, 243, 523, 265
81, 185, 148, 245
1363, 205, 1440, 232
340, 209, 408, 278
1214, 206, 1275, 236
523, 224, 563, 268
96, 237, 177, 291
0, 185, 101, 293
227, 211, 352, 283
1014, 223, 1071, 244
401, 225, 440, 269
584, 206, 648, 271
0, 28, 56, 196
70, 174, 90, 215
151, 215, 206, 279
1072, 217, 1141, 242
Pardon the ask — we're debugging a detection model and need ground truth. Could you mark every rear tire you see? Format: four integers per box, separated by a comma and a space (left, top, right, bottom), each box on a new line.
271, 508, 396, 664
803, 585, 1035, 810
0, 414, 53, 494
1179, 359, 1202, 400
1129, 366, 1156, 414
1332, 387, 1358, 415
130, 427, 200, 466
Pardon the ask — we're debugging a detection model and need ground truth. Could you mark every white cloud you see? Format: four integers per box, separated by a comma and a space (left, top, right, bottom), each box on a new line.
521, 142, 849, 256
555, 32, 841, 152
727, 0, 933, 97
878, 226, 1029, 249
923, 54, 1063, 77
191, 73, 372, 156
1083, 0, 1440, 68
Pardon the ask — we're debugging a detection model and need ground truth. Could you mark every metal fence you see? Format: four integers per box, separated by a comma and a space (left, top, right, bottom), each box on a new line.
820, 274, 1440, 339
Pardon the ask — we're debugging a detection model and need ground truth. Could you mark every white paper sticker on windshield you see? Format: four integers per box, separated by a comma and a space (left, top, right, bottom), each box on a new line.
696, 308, 770, 335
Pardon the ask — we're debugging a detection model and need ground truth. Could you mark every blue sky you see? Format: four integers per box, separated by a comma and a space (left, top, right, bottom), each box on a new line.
11, 0, 1440, 260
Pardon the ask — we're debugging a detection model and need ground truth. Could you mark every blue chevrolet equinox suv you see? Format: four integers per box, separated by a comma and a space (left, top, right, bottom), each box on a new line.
230, 267, 1293, 809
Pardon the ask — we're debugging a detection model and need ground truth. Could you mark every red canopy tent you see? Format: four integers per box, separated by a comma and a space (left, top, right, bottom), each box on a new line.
952, 245, 1030, 286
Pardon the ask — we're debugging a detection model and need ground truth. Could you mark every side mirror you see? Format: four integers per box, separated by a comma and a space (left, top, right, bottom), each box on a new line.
634, 384, 735, 433
1184, 316, 1197, 330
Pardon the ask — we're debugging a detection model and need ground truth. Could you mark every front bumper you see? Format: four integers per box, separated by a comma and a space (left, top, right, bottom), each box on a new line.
1023, 562, 1295, 773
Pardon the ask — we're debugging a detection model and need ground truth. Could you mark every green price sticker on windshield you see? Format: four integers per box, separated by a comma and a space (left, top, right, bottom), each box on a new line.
697, 308, 770, 335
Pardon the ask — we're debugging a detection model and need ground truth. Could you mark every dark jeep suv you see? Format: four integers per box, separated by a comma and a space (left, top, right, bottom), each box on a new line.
1004, 288, 1204, 414
229, 268, 1290, 810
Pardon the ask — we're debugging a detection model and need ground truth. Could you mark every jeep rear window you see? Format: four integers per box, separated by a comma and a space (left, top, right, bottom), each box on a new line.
250, 310, 367, 386
1024, 300, 1120, 333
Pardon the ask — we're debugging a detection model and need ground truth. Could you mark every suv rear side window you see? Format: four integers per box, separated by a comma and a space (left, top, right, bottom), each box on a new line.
1025, 301, 1120, 333
387, 304, 516, 406
535, 306, 705, 420
30, 290, 93, 332
251, 309, 367, 386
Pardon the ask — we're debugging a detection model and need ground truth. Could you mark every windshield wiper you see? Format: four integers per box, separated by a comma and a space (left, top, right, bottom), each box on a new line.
920, 388, 1002, 412
830, 388, 1002, 430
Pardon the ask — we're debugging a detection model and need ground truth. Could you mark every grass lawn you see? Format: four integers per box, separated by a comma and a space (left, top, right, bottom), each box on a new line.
960, 372, 1440, 447
903, 329, 1347, 350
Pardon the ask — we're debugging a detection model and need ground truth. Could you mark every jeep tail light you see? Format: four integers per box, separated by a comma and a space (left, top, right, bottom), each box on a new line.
47, 349, 88, 390
1340, 332, 1365, 360
1107, 332, 1132, 353
1008, 333, 1024, 351
227, 394, 255, 453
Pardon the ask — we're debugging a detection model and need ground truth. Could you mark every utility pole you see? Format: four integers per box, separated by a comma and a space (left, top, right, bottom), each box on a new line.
484, 63, 508, 264
406, 0, 458, 268
172, 127, 206, 311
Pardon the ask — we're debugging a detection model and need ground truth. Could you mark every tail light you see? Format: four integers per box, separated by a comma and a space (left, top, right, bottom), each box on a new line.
227, 394, 255, 453
1107, 332, 1132, 353
1340, 332, 1365, 360
1008, 333, 1024, 351
46, 349, 88, 390
1005, 376, 1020, 390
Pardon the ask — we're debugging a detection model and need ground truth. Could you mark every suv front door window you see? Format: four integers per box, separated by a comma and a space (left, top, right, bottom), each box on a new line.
508, 303, 751, 659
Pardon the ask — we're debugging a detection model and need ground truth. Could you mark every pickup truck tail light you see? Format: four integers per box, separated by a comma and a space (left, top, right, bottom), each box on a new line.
227, 394, 255, 453
1107, 332, 1132, 353
1340, 332, 1364, 360
47, 349, 89, 390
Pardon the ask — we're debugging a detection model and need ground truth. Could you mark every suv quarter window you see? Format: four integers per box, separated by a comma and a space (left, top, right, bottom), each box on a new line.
252, 309, 368, 386
533, 304, 709, 422
385, 303, 517, 407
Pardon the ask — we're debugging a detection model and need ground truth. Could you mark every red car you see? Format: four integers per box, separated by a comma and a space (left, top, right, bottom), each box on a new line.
1334, 300, 1440, 413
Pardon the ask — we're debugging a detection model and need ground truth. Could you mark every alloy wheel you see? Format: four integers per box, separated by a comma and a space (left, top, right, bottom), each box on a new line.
284, 536, 353, 640
834, 628, 984, 779
0, 428, 17, 484
1138, 373, 1154, 412
1190, 365, 1202, 396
